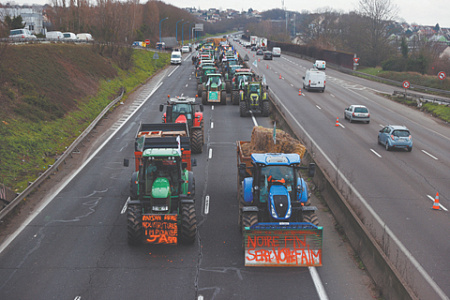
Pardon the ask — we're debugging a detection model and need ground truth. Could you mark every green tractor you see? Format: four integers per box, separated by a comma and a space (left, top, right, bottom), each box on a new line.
239, 81, 269, 117
200, 73, 227, 105
231, 69, 255, 105
124, 147, 197, 246
197, 65, 217, 97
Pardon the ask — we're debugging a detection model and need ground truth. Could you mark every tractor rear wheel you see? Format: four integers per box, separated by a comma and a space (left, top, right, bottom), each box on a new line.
261, 101, 270, 117
226, 81, 231, 94
191, 129, 203, 154
220, 91, 227, 105
232, 91, 239, 105
127, 204, 143, 246
202, 92, 207, 105
239, 101, 249, 117
180, 203, 197, 244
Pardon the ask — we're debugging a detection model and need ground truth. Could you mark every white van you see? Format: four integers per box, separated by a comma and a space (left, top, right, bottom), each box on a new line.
272, 47, 281, 57
171, 50, 182, 65
302, 68, 326, 92
63, 32, 77, 40
77, 33, 94, 41
46, 31, 64, 40
314, 60, 326, 70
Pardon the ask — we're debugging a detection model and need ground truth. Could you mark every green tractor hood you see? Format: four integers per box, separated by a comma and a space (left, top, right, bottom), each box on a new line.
151, 177, 171, 198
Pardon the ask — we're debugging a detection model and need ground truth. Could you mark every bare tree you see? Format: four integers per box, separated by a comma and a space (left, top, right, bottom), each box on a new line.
358, 0, 398, 66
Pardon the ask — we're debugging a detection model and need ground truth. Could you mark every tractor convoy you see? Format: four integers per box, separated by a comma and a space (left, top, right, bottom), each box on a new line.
122, 38, 322, 268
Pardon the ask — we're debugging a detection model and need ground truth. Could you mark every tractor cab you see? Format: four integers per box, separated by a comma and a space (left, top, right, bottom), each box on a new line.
160, 96, 203, 129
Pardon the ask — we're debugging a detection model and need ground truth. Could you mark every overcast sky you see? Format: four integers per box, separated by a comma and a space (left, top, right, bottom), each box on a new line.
4, 0, 450, 28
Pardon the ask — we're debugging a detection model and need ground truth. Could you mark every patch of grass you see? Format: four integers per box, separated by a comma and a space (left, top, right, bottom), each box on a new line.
0, 46, 170, 192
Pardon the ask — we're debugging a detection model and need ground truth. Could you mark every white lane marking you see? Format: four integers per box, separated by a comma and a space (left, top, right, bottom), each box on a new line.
330, 94, 335, 98
74, 297, 82, 300
185, 84, 188, 88
209, 148, 213, 160
421, 150, 438, 160
211, 122, 214, 129
0, 71, 166, 255
427, 195, 448, 211
167, 66, 179, 77
198, 296, 204, 300
269, 89, 448, 299
204, 195, 210, 214
251, 113, 258, 126
316, 105, 321, 110
121, 197, 130, 214
212, 106, 215, 110
309, 266, 329, 300
370, 149, 382, 158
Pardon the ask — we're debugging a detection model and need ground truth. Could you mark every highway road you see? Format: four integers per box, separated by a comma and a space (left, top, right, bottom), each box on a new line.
0, 52, 375, 299
231, 41, 449, 299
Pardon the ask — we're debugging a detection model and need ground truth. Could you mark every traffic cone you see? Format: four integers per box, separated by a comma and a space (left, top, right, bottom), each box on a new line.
258, 58, 260, 62
335, 117, 340, 127
266, 64, 269, 69
298, 89, 302, 96
432, 192, 441, 210
279, 74, 282, 79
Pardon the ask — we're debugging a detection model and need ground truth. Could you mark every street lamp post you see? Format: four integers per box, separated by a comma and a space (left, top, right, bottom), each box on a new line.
176, 19, 183, 44
182, 21, 189, 45
159, 17, 168, 44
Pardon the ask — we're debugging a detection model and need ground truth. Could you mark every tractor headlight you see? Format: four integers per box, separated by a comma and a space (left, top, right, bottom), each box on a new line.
271, 204, 277, 218
285, 205, 291, 219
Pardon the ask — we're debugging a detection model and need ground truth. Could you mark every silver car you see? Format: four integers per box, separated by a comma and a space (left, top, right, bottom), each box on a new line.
344, 105, 370, 123
9, 29, 37, 40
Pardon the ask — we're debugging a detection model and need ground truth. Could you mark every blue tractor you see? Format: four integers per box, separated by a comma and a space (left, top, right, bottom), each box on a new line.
238, 152, 318, 229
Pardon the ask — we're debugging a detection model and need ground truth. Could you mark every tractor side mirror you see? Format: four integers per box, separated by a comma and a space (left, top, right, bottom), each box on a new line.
266, 85, 269, 90
302, 76, 305, 80
159, 104, 164, 112
308, 163, 316, 178
123, 158, 129, 167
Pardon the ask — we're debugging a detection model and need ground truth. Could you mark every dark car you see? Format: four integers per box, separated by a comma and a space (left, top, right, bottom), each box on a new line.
256, 49, 264, 56
263, 51, 273, 60
251, 46, 257, 51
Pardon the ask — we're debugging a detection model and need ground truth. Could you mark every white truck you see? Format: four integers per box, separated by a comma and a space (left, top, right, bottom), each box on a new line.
250, 36, 257, 47
302, 68, 326, 92
314, 60, 326, 70
257, 37, 267, 49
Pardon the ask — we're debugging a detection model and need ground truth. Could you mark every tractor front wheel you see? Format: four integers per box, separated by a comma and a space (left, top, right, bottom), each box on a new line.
180, 203, 197, 244
127, 204, 143, 246
191, 129, 203, 154
239, 101, 249, 117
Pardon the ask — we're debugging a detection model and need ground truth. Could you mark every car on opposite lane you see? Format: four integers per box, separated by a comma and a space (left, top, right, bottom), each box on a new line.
378, 125, 413, 152
344, 105, 370, 123
263, 51, 273, 60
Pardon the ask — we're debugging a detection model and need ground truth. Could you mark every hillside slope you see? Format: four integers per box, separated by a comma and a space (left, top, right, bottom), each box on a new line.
0, 43, 170, 192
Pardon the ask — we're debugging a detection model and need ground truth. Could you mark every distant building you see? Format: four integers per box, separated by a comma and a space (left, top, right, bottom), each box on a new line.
0, 6, 44, 35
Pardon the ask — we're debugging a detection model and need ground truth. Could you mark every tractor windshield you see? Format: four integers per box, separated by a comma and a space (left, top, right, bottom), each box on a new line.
208, 76, 221, 86
172, 103, 193, 123
144, 158, 180, 196
249, 84, 260, 93
258, 165, 295, 201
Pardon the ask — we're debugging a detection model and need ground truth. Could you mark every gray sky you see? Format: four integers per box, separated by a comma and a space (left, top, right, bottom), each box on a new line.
4, 0, 450, 28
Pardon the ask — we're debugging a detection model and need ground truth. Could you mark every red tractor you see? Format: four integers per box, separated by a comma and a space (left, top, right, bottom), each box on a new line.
160, 96, 204, 154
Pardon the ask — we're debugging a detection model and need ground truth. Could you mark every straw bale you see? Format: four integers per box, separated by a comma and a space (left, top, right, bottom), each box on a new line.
242, 126, 306, 158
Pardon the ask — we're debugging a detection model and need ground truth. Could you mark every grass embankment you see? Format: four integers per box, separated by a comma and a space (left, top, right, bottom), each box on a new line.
358, 67, 450, 122
0, 44, 169, 192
